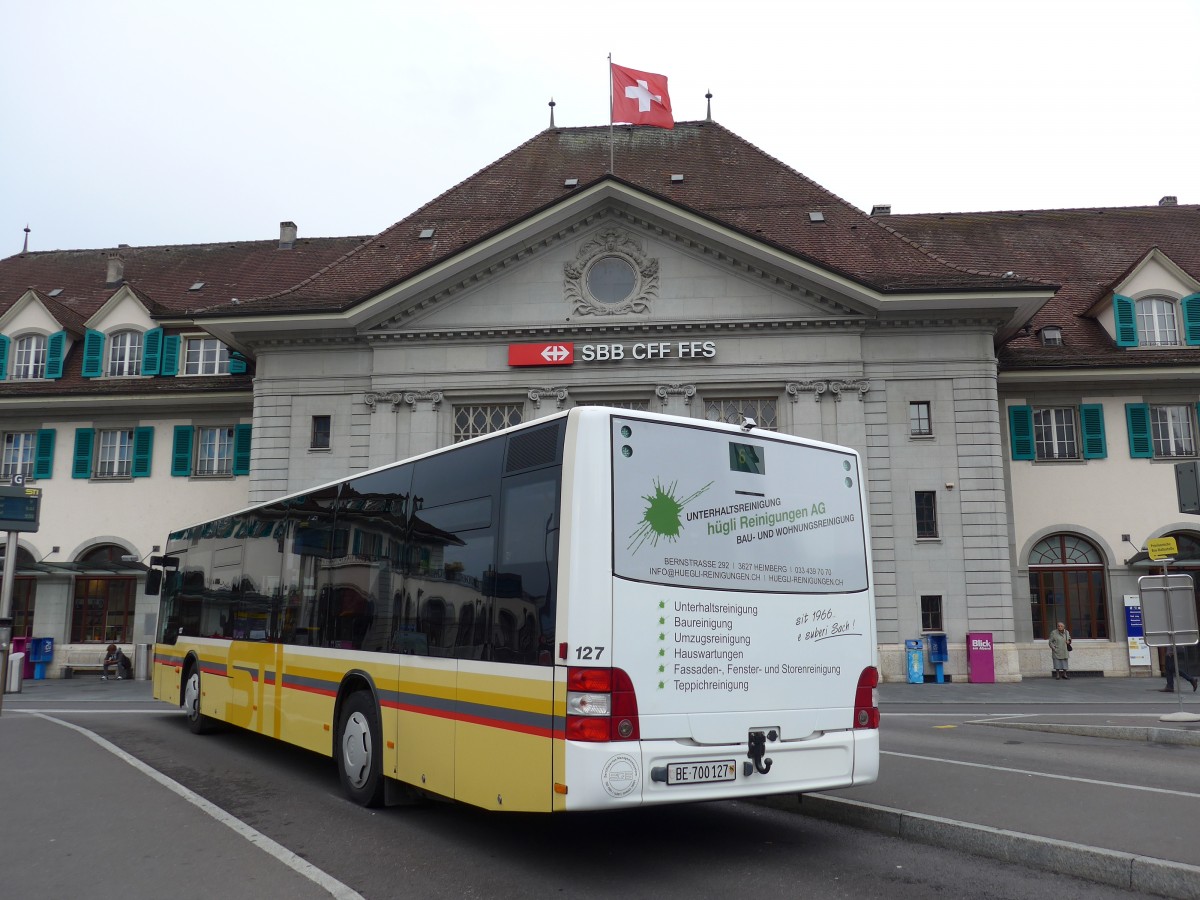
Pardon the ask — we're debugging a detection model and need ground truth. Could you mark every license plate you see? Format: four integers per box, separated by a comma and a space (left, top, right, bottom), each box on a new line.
666, 759, 737, 786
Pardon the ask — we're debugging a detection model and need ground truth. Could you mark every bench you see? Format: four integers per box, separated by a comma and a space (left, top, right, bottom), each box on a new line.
63, 646, 131, 679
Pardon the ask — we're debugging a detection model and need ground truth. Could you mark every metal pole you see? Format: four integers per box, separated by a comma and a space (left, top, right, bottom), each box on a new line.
0, 530, 18, 715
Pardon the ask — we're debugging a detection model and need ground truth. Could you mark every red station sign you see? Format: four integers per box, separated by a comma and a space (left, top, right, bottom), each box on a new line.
508, 343, 575, 366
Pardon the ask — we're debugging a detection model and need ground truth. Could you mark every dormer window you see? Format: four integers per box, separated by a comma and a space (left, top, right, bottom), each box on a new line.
1039, 326, 1063, 347
12, 334, 46, 380
1112, 292, 1200, 348
108, 331, 143, 376
1137, 296, 1179, 346
183, 337, 230, 375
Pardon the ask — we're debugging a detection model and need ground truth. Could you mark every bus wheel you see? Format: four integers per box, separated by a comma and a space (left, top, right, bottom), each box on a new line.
183, 666, 215, 735
337, 692, 385, 807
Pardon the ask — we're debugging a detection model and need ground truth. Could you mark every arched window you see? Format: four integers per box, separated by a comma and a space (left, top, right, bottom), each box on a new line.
108, 330, 143, 376
1136, 296, 1179, 347
1028, 534, 1109, 639
12, 334, 46, 379
70, 544, 136, 643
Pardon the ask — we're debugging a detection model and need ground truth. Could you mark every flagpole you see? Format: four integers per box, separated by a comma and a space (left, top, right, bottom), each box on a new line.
607, 53, 614, 175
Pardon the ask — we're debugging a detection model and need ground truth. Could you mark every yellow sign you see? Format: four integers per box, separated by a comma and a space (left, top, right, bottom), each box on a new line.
1147, 537, 1179, 561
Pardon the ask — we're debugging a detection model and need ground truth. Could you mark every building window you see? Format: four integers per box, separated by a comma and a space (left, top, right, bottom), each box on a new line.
704, 398, 778, 431
1, 432, 35, 477
920, 595, 943, 631
1033, 407, 1078, 460
1150, 405, 1196, 458
1137, 297, 1179, 347
70, 545, 136, 643
1027, 533, 1109, 640
183, 338, 230, 375
453, 405, 523, 442
909, 401, 932, 436
107, 331, 143, 376
12, 335, 46, 380
95, 429, 134, 478
311, 415, 331, 450
587, 256, 637, 304
915, 491, 938, 539
1040, 326, 1063, 347
196, 426, 235, 475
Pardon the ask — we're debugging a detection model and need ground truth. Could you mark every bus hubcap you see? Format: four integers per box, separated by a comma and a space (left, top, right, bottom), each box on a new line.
342, 712, 372, 787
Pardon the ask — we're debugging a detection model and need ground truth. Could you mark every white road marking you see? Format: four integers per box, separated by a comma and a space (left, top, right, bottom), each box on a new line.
31, 713, 365, 900
881, 749, 1200, 800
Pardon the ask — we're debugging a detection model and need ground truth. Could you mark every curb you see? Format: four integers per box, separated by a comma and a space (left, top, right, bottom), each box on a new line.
972, 720, 1200, 747
753, 793, 1200, 900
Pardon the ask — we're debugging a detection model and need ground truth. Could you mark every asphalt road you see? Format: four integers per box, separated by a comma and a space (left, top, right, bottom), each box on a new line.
1, 675, 1195, 899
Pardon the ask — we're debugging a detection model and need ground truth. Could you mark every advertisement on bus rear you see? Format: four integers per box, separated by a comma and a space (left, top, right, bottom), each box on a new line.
611, 418, 868, 594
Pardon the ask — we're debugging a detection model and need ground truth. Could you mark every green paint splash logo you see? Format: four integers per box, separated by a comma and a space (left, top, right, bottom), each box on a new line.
628, 479, 713, 554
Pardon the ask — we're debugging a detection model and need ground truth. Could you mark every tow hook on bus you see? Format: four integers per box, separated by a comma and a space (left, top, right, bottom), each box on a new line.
745, 730, 773, 776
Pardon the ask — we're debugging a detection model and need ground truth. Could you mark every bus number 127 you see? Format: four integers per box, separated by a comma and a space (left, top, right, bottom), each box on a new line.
575, 646, 605, 661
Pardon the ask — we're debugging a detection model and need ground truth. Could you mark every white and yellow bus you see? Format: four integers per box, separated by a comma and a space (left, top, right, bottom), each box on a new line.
151, 407, 878, 812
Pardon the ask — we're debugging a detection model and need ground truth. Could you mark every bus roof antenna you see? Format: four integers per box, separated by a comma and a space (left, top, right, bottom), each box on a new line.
740, 417, 757, 432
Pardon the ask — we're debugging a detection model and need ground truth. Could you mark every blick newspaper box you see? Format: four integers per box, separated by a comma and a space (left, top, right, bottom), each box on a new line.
966, 632, 995, 683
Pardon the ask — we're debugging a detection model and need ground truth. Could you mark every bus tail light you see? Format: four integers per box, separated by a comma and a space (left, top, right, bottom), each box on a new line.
854, 666, 880, 729
566, 667, 640, 742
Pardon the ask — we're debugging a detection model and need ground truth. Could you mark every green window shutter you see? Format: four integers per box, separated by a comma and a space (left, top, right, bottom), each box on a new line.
1183, 294, 1200, 346
81, 329, 105, 377
1125, 403, 1153, 458
171, 425, 194, 477
1008, 405, 1035, 460
45, 331, 66, 379
228, 353, 247, 375
132, 426, 154, 477
141, 328, 163, 375
0, 334, 9, 381
34, 429, 56, 479
233, 423, 252, 475
161, 334, 180, 376
1079, 404, 1107, 459
1113, 294, 1138, 347
72, 428, 95, 479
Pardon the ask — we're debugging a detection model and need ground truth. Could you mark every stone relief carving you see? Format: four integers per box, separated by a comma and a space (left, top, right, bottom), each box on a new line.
563, 228, 659, 316
365, 390, 443, 412
528, 386, 570, 409
655, 383, 696, 408
786, 380, 870, 402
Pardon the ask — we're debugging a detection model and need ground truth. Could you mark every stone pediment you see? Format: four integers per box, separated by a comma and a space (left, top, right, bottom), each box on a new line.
363, 209, 870, 337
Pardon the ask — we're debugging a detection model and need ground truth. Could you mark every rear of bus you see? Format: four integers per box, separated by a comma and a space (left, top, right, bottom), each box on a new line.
556, 410, 878, 810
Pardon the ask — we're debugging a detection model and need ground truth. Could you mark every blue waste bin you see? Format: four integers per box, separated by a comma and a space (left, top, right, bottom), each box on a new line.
905, 639, 924, 683
29, 637, 54, 680
926, 633, 948, 684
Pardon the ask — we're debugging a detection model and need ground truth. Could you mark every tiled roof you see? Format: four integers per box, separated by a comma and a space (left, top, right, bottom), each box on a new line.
196, 122, 1043, 317
0, 235, 370, 322
880, 205, 1200, 370
0, 234, 367, 399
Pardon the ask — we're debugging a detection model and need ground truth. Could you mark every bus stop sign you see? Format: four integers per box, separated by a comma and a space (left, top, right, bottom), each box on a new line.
0, 484, 40, 533
1138, 574, 1200, 647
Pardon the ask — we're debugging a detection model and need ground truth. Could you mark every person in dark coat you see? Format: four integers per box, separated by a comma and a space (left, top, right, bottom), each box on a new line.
1162, 649, 1198, 693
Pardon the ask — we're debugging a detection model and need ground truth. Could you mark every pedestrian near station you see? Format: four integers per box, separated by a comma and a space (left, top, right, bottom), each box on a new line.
1047, 621, 1072, 679
1161, 648, 1199, 693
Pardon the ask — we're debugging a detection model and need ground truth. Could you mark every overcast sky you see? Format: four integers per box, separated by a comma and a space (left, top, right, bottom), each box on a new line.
3, 0, 1197, 253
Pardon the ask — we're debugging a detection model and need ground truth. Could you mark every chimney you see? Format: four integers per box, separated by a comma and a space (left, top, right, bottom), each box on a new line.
106, 254, 124, 286
1159, 196, 1178, 207
279, 221, 298, 249
871, 204, 892, 216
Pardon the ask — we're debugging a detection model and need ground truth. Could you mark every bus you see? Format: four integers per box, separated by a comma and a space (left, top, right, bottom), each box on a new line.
150, 407, 878, 812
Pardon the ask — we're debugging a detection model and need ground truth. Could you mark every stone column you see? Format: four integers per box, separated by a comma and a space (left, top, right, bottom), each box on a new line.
655, 383, 696, 418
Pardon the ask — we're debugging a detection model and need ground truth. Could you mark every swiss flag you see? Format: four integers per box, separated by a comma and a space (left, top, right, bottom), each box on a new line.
611, 63, 673, 129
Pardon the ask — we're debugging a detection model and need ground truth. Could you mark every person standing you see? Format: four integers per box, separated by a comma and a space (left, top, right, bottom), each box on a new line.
1048, 621, 1072, 680
1162, 648, 1199, 693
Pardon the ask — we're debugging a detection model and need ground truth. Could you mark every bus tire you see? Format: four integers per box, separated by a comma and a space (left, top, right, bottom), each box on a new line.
337, 692, 385, 807
183, 666, 215, 735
